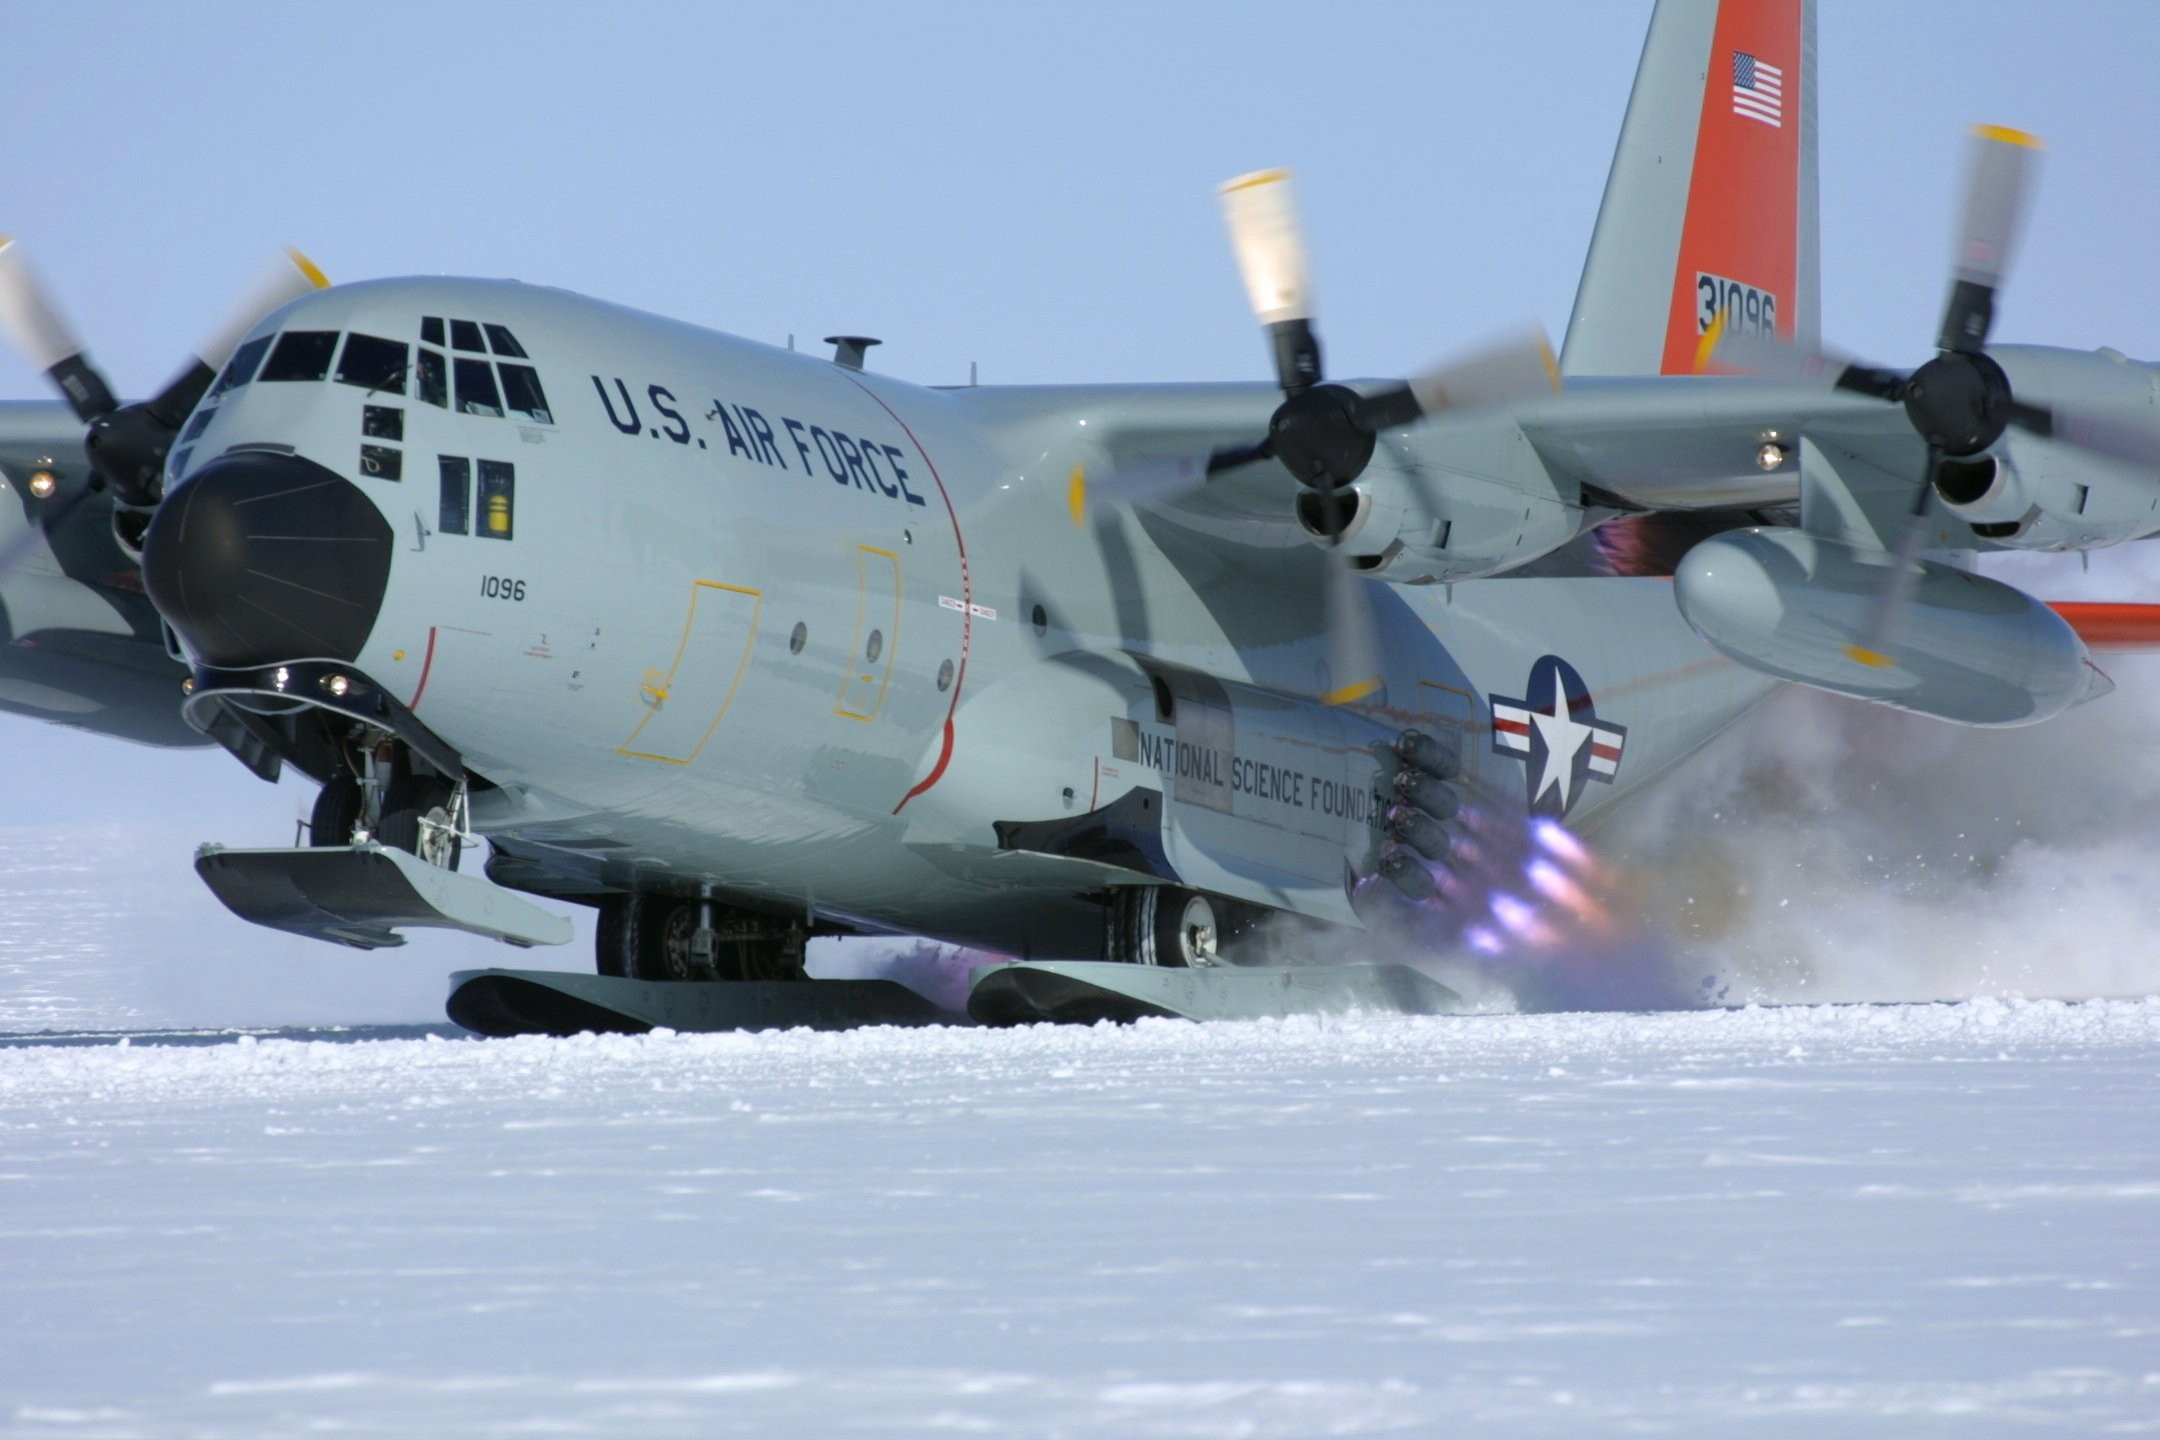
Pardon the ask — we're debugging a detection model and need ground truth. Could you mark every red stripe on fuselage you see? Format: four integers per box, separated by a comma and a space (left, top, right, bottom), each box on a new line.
835, 373, 971, 814
407, 626, 439, 711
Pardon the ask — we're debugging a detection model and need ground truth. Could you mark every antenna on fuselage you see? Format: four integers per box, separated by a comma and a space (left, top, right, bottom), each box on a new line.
824, 335, 880, 371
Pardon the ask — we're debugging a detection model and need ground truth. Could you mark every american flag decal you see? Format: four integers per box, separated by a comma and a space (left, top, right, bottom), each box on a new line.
1731, 51, 1784, 128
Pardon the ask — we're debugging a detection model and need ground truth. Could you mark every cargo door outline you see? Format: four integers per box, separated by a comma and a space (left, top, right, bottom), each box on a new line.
619, 581, 762, 764
836, 546, 900, 722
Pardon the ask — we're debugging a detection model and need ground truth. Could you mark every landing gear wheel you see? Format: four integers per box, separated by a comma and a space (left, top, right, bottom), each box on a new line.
622, 897, 809, 982
379, 773, 461, 870
1161, 891, 1221, 967
309, 774, 362, 847
1108, 887, 1225, 967
649, 901, 715, 982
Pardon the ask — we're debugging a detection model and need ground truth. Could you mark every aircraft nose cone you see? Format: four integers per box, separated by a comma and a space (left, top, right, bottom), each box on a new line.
141, 451, 394, 668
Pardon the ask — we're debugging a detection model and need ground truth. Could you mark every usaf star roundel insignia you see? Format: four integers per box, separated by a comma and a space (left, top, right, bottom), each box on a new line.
1489, 655, 1626, 818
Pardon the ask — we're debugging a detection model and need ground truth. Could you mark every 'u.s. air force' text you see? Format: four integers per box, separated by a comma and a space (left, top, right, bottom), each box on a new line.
1136, 730, 1388, 829
591, 375, 926, 508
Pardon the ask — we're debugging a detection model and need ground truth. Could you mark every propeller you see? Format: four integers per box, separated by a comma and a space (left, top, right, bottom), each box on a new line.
1215, 168, 1559, 704
1700, 125, 2135, 665
0, 238, 327, 511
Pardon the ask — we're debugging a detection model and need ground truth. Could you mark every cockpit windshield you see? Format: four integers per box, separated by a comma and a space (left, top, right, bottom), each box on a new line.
213, 319, 549, 424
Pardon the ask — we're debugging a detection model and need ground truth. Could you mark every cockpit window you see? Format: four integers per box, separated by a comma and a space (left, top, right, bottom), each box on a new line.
497, 364, 552, 423
259, 330, 340, 382
482, 324, 528, 359
334, 333, 409, 394
417, 348, 448, 408
211, 334, 274, 397
421, 316, 445, 347
453, 357, 504, 417
450, 320, 486, 353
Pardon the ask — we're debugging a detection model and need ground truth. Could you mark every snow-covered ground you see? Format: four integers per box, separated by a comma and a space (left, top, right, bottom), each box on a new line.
5, 1001, 2157, 1437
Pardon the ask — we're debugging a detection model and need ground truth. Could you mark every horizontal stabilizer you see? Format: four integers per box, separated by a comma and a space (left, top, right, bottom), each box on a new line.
195, 843, 575, 951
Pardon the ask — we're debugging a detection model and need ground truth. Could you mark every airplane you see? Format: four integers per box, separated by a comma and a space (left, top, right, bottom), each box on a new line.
1, 0, 2156, 1031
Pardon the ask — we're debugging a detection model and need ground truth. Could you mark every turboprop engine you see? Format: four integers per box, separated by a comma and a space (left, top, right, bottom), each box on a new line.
1314, 429, 1583, 585
1933, 346, 2160, 552
1672, 526, 2105, 726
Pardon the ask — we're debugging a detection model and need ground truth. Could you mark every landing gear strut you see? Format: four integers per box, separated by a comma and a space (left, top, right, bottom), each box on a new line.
306, 737, 465, 872
597, 893, 809, 982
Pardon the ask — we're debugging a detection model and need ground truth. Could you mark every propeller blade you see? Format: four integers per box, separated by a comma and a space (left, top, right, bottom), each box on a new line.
1319, 551, 1382, 706
1845, 446, 1942, 668
1219, 169, 1321, 393
0, 237, 118, 422
1938, 125, 2041, 354
144, 247, 329, 427
1696, 318, 1908, 399
1387, 326, 1560, 425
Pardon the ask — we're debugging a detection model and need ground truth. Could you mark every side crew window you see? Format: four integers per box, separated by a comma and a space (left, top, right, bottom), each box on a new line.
453, 357, 503, 417
482, 324, 528, 358
497, 363, 552, 423
438, 455, 470, 534
259, 330, 340, 382
417, 348, 448, 408
334, 333, 408, 394
477, 460, 515, 539
212, 334, 273, 397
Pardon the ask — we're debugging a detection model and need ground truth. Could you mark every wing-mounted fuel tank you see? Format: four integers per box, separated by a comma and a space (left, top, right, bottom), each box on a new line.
900, 650, 1421, 926
1329, 409, 1584, 583
1673, 525, 2106, 726
1933, 346, 2160, 551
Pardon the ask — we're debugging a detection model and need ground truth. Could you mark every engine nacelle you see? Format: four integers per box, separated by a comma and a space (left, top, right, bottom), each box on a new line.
1328, 415, 1583, 582
1673, 526, 2106, 726
1940, 346, 2160, 552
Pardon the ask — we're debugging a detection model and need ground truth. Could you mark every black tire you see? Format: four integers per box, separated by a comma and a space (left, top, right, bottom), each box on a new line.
1108, 888, 1225, 967
595, 893, 637, 977
379, 772, 461, 870
309, 774, 362, 847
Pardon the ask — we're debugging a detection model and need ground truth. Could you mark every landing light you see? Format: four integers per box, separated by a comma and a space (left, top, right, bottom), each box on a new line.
179, 676, 195, 696
1756, 442, 1787, 472
272, 666, 289, 691
320, 673, 350, 698
26, 469, 56, 498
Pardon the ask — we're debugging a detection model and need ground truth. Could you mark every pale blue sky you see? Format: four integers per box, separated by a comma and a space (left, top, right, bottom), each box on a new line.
2, 1, 2156, 1024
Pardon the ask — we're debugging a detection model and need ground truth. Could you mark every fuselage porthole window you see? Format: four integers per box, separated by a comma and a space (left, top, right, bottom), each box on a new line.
421, 316, 445, 347
450, 319, 486, 354
497, 363, 552, 424
482, 324, 529, 359
438, 455, 471, 534
417, 348, 449, 408
212, 335, 273, 398
259, 330, 340, 383
335, 333, 410, 395
181, 407, 216, 443
453, 357, 504, 417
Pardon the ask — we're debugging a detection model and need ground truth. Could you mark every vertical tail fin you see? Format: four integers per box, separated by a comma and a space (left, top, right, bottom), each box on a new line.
1560, 0, 1817, 378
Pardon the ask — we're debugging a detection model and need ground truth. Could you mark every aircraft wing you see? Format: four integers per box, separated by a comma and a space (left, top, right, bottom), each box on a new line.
1514, 375, 1924, 512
